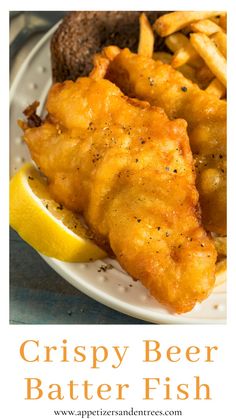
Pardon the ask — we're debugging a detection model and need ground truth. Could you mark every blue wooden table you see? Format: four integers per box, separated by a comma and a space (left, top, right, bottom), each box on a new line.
10, 229, 149, 324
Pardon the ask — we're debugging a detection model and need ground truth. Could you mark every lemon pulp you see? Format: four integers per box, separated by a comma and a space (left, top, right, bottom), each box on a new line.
10, 163, 106, 262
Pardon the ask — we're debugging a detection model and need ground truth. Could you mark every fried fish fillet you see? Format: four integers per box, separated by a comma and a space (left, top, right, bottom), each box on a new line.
104, 48, 226, 235
22, 77, 216, 313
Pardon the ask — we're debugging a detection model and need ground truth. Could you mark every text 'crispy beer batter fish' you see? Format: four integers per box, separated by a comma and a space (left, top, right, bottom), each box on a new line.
104, 48, 226, 235
22, 77, 216, 313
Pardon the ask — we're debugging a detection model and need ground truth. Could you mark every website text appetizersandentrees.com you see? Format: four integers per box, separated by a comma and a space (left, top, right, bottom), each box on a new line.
53, 408, 183, 417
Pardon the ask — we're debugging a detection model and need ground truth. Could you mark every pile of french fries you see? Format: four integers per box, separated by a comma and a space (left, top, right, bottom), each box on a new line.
138, 11, 227, 99
138, 11, 227, 286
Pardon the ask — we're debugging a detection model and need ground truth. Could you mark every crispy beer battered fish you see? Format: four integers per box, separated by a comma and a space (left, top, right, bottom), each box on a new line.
22, 77, 216, 313
105, 48, 226, 235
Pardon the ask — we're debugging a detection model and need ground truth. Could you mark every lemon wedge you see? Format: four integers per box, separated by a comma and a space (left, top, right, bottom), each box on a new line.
10, 163, 106, 262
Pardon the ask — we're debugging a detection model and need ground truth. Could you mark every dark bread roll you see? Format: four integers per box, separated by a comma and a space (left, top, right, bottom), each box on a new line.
51, 11, 166, 82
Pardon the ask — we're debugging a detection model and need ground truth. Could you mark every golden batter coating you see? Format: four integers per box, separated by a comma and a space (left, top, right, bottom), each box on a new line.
106, 48, 226, 235
23, 77, 216, 313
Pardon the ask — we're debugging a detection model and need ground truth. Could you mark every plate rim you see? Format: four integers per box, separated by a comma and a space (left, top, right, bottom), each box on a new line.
42, 255, 226, 325
10, 22, 60, 103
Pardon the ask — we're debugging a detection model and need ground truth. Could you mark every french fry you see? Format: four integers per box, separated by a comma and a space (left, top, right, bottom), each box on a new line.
89, 54, 110, 80
89, 46, 120, 79
165, 33, 189, 52
190, 33, 227, 86
215, 259, 226, 287
138, 13, 154, 58
206, 78, 226, 98
195, 64, 214, 88
181, 25, 192, 35
171, 44, 204, 68
102, 45, 121, 61
219, 14, 227, 31
166, 33, 204, 68
153, 52, 197, 85
153, 51, 172, 64
177, 64, 197, 83
213, 236, 227, 256
211, 31, 227, 57
190, 19, 223, 36
209, 16, 220, 25
153, 11, 225, 37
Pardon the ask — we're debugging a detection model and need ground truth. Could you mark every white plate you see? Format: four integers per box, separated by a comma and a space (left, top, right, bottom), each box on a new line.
10, 24, 226, 324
